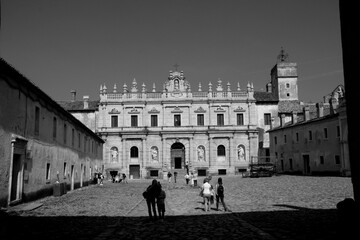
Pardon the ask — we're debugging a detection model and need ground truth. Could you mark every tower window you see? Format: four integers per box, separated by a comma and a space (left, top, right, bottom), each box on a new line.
174, 115, 181, 126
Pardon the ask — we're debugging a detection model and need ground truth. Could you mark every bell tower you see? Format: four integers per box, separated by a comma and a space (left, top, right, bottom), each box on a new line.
270, 48, 298, 101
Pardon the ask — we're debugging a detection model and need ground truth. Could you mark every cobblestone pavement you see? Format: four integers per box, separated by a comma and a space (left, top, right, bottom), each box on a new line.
0, 175, 355, 240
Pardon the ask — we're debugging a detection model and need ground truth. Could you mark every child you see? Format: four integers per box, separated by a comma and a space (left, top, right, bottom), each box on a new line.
185, 173, 190, 185
156, 182, 166, 220
215, 177, 228, 211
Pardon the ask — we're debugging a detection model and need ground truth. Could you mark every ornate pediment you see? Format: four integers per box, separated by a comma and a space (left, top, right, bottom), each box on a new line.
128, 107, 140, 114
108, 108, 120, 114
194, 106, 206, 113
171, 106, 183, 113
214, 106, 226, 112
234, 106, 246, 112
148, 107, 160, 114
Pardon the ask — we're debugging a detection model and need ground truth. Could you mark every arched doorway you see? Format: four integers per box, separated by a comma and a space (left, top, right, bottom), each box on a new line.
171, 142, 185, 169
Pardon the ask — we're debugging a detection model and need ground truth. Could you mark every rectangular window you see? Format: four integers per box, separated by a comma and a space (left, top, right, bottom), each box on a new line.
237, 113, 244, 125
217, 114, 224, 126
46, 163, 51, 181
64, 162, 67, 178
151, 115, 158, 127
335, 155, 340, 164
111, 115, 118, 127
53, 117, 57, 139
337, 126, 340, 137
35, 106, 40, 136
289, 158, 293, 170
63, 124, 67, 144
197, 114, 204, 126
264, 113, 271, 125
131, 115, 138, 127
309, 130, 312, 141
78, 133, 81, 148
284, 135, 287, 143
274, 136, 277, 145
320, 156, 324, 165
72, 129, 75, 147
174, 114, 181, 126
296, 132, 299, 142
324, 128, 328, 139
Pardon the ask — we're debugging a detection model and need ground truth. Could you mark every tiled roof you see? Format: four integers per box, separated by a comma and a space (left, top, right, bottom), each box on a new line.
57, 100, 99, 111
254, 91, 278, 102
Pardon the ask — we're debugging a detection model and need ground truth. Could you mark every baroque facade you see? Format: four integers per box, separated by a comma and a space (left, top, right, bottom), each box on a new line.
61, 50, 346, 179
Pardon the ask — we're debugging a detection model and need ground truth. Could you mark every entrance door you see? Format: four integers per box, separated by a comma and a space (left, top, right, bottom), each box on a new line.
129, 165, 140, 179
171, 142, 185, 169
10, 154, 22, 202
303, 155, 310, 175
175, 157, 182, 169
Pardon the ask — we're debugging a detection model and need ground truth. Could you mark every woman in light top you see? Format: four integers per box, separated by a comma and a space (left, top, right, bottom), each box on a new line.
201, 178, 212, 212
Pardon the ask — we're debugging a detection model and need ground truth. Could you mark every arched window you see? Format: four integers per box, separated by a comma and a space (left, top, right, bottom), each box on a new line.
130, 146, 139, 158
217, 145, 226, 156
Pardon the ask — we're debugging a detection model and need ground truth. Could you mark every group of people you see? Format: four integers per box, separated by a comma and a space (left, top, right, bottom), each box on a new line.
184, 171, 198, 186
200, 176, 228, 212
143, 179, 166, 221
112, 173, 128, 183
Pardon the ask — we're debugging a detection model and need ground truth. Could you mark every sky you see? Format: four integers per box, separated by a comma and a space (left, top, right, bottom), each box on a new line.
0, 0, 344, 103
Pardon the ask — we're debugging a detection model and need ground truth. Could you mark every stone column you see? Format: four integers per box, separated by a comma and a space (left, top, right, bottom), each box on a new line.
189, 137, 193, 166
122, 138, 126, 169
229, 136, 234, 169
208, 136, 212, 168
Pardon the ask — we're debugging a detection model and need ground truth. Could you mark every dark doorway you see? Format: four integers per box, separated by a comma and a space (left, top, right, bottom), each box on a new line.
171, 142, 185, 170
10, 154, 22, 202
129, 165, 140, 179
303, 155, 310, 175
175, 157, 182, 169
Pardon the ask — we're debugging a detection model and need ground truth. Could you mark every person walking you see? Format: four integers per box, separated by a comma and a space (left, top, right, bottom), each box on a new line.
215, 177, 228, 211
144, 179, 161, 221
185, 173, 190, 185
167, 171, 172, 183
122, 173, 128, 183
201, 178, 212, 212
156, 182, 166, 221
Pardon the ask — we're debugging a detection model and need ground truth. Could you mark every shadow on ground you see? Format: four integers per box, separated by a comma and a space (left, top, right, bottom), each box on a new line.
0, 207, 356, 240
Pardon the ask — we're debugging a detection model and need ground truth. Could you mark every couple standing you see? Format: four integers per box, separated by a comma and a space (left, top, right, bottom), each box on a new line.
143, 179, 166, 221
201, 177, 228, 212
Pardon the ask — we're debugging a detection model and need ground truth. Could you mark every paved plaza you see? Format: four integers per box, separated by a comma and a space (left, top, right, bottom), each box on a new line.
1, 175, 355, 240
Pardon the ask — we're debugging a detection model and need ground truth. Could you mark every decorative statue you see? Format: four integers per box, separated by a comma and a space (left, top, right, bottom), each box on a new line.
151, 147, 158, 161
111, 148, 118, 161
197, 146, 205, 161
238, 145, 245, 161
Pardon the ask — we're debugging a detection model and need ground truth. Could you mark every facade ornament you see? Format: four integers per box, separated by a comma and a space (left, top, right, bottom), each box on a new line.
152, 83, 156, 92
123, 83, 128, 93
103, 84, 107, 94
113, 83, 117, 93
198, 83, 202, 92
227, 82, 231, 92
100, 84, 103, 94
217, 78, 223, 92
142, 83, 146, 93
208, 82, 212, 92
131, 78, 138, 92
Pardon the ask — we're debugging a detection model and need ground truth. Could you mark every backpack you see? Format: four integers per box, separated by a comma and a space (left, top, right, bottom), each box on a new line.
217, 184, 224, 196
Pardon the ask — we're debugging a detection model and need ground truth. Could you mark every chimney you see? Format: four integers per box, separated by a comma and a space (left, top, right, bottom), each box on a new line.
270, 117, 275, 129
280, 114, 286, 127
266, 82, 272, 93
83, 95, 89, 109
316, 102, 324, 118
303, 106, 310, 121
292, 111, 297, 124
329, 97, 338, 114
70, 90, 76, 102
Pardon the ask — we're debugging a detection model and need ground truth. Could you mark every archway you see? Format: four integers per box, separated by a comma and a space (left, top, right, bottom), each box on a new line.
171, 142, 185, 169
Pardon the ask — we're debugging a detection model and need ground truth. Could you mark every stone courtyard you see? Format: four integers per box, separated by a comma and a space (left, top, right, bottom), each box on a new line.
1, 175, 354, 240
